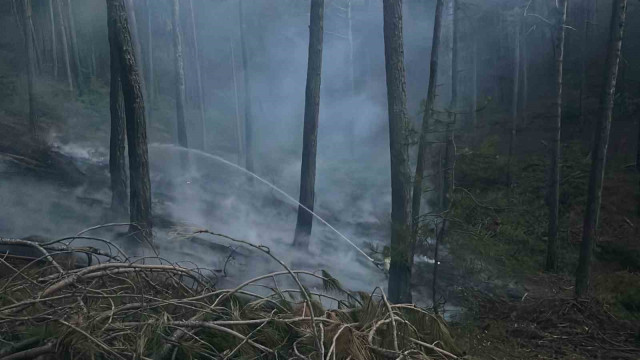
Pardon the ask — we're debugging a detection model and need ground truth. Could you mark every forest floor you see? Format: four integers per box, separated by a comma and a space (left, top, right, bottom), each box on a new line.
444, 131, 640, 359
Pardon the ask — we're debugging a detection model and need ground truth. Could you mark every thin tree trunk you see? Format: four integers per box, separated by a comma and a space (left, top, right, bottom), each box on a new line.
107, 0, 153, 238
145, 0, 155, 104
171, 0, 188, 148
575, 0, 627, 298
522, 24, 529, 125
578, 1, 592, 128
471, 34, 478, 129
449, 0, 458, 111
411, 0, 443, 253
433, 124, 454, 313
230, 37, 243, 164
238, 0, 253, 169
65, 0, 81, 92
29, 18, 42, 75
125, 0, 147, 115
507, 19, 521, 188
347, 0, 356, 155
189, 0, 206, 152
108, 4, 128, 215
22, 0, 37, 139
383, 0, 413, 304
293, 0, 324, 250
55, 0, 73, 92
546, 0, 568, 272
49, 0, 58, 78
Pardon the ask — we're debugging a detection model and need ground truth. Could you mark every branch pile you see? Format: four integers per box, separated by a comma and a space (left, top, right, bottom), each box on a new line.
0, 230, 461, 359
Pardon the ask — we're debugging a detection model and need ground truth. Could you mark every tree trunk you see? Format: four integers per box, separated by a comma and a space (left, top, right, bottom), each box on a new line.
347, 0, 356, 155
171, 0, 188, 148
145, 0, 155, 104
188, 0, 206, 152
28, 18, 42, 75
293, 0, 324, 250
124, 0, 147, 115
55, 0, 73, 92
471, 34, 478, 129
107, 0, 153, 238
433, 124, 453, 313
22, 0, 37, 139
546, 0, 568, 273
578, 1, 592, 128
506, 19, 521, 188
449, 0, 458, 111
230, 37, 243, 164
49, 0, 58, 78
383, 0, 413, 304
238, 0, 253, 170
108, 6, 128, 215
65, 0, 81, 92
411, 0, 443, 251
522, 23, 529, 125
575, 0, 627, 298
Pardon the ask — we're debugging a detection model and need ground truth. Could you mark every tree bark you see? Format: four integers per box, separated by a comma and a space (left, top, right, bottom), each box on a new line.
107, 0, 153, 238
506, 19, 521, 188
65, 0, 81, 92
124, 0, 147, 117
449, 0, 458, 111
189, 0, 206, 152
546, 0, 568, 273
230, 37, 243, 164
49, 0, 58, 78
22, 0, 37, 139
238, 0, 253, 169
471, 33, 478, 129
293, 0, 324, 250
411, 0, 443, 253
145, 0, 155, 104
383, 0, 413, 304
575, 0, 627, 298
171, 0, 189, 148
347, 0, 356, 155
579, 0, 595, 128
108, 7, 128, 215
522, 23, 529, 125
55, 0, 73, 92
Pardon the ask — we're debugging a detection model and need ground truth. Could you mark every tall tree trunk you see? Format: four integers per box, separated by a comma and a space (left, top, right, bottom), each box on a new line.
49, 0, 58, 78
471, 34, 478, 129
22, 0, 37, 139
107, 0, 152, 238
506, 19, 521, 188
171, 0, 188, 148
411, 0, 443, 252
189, 0, 206, 152
449, 0, 458, 111
383, 0, 413, 304
238, 0, 253, 169
124, 0, 147, 115
28, 18, 42, 75
347, 0, 356, 155
579, 0, 594, 128
108, 8, 128, 215
546, 0, 568, 272
293, 0, 324, 250
230, 37, 243, 164
522, 24, 529, 125
65, 0, 81, 92
575, 0, 627, 298
55, 0, 73, 92
433, 124, 454, 313
144, 0, 155, 104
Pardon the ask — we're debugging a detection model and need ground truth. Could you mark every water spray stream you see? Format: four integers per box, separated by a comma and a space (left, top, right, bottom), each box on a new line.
149, 144, 380, 267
